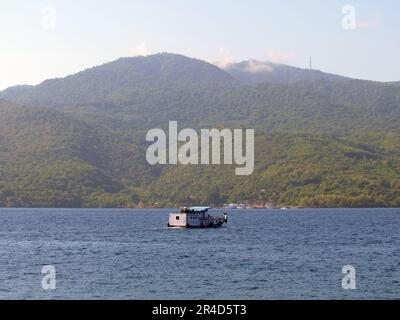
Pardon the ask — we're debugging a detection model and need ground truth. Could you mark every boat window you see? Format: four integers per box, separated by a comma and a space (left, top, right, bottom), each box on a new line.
176, 216, 180, 220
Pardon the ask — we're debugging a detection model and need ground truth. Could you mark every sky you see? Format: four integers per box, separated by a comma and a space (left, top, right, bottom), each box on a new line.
1, 0, 399, 90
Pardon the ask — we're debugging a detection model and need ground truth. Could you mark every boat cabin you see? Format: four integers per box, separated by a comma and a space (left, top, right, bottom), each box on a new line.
168, 207, 227, 228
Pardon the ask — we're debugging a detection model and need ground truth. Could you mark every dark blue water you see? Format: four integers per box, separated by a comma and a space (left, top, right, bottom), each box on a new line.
0, 208, 399, 299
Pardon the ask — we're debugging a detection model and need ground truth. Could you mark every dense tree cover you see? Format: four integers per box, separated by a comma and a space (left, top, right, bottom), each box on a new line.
0, 54, 399, 207
146, 133, 400, 208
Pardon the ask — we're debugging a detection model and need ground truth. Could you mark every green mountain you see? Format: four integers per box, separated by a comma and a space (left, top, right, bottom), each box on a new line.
0, 53, 399, 208
0, 102, 154, 207
0, 53, 236, 107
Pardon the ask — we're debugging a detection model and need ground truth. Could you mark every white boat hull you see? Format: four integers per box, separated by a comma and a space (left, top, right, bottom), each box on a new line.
168, 210, 227, 228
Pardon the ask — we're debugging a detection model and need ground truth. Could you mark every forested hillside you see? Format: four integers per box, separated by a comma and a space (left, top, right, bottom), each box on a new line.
0, 53, 399, 207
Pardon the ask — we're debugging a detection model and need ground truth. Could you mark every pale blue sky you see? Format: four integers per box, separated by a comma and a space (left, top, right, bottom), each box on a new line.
1, 0, 399, 90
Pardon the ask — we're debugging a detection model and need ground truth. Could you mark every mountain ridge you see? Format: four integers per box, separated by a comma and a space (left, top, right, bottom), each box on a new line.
222, 59, 352, 84
2, 53, 397, 95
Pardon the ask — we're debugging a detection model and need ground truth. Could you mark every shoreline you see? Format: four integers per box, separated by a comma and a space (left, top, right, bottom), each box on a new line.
0, 207, 399, 210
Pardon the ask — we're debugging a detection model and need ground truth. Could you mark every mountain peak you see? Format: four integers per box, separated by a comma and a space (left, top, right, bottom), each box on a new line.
0, 53, 236, 106
103, 52, 236, 84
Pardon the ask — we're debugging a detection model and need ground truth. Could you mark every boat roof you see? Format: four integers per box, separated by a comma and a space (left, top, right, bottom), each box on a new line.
190, 207, 211, 212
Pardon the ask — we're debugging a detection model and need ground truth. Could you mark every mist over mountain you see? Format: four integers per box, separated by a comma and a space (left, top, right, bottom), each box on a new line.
0, 53, 399, 208
223, 60, 349, 84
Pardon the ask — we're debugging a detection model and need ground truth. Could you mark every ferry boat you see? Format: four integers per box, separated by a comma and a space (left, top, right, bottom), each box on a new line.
168, 207, 228, 228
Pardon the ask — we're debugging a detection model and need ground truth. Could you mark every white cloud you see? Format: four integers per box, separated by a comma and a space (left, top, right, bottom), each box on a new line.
129, 42, 152, 57
210, 48, 234, 69
356, 18, 381, 30
265, 48, 295, 64
241, 60, 274, 73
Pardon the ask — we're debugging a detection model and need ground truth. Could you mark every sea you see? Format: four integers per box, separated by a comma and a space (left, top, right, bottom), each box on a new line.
0, 208, 399, 299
